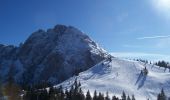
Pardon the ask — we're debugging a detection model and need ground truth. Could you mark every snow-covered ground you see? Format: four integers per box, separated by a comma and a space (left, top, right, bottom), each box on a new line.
57, 57, 170, 100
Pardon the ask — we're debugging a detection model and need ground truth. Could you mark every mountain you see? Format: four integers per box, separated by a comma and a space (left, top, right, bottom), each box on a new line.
57, 57, 170, 100
2, 25, 169, 100
0, 25, 108, 85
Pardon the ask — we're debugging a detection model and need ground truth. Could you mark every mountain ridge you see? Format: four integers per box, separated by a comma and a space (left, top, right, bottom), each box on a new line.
0, 25, 108, 85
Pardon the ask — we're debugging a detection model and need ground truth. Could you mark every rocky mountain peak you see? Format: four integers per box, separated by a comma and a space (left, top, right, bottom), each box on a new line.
0, 24, 108, 85
53, 24, 68, 33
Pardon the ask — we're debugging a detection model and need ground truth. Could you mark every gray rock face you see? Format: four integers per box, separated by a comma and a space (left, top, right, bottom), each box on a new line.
0, 25, 108, 85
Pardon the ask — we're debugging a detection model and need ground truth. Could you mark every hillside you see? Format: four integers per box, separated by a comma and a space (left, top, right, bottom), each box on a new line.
57, 57, 170, 100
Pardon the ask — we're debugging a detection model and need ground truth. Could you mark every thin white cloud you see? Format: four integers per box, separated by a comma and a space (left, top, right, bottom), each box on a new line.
137, 35, 170, 40
136, 35, 170, 48
111, 52, 170, 61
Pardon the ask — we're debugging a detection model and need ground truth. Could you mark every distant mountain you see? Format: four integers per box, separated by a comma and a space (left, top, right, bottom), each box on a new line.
57, 58, 170, 100
0, 25, 108, 85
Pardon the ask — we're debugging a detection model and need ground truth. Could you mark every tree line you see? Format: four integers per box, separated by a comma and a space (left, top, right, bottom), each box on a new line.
22, 79, 136, 100
135, 59, 170, 71
1, 78, 170, 100
155, 61, 170, 69
0, 72, 169, 100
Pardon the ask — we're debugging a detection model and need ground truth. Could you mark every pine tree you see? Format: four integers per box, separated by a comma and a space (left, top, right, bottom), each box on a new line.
98, 92, 104, 100
60, 88, 65, 100
157, 88, 166, 100
112, 95, 119, 100
143, 67, 148, 75
131, 95, 135, 100
86, 90, 92, 100
49, 86, 56, 100
105, 91, 110, 100
121, 91, 126, 100
157, 94, 161, 100
93, 90, 98, 100
127, 95, 131, 100
81, 88, 85, 100
65, 89, 70, 100
74, 79, 78, 94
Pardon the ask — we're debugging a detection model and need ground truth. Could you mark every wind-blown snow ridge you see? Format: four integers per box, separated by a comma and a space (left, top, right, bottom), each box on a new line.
57, 57, 170, 100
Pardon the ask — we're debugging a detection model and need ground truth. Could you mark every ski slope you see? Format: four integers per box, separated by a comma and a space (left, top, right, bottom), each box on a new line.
57, 57, 170, 100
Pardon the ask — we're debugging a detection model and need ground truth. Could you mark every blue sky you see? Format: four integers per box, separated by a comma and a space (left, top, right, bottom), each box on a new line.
1, 0, 170, 61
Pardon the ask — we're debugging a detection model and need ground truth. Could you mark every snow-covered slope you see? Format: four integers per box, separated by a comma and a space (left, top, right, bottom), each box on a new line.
0, 25, 108, 85
57, 57, 170, 100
